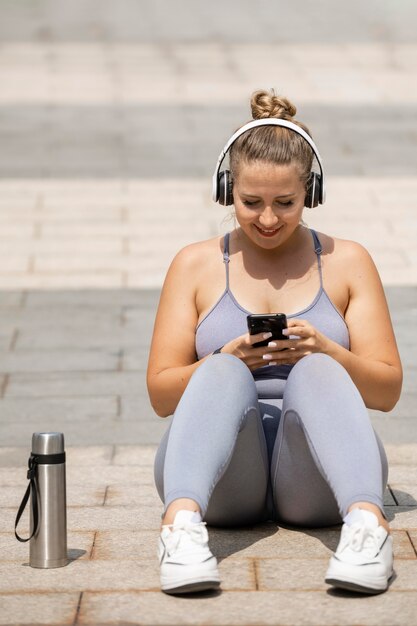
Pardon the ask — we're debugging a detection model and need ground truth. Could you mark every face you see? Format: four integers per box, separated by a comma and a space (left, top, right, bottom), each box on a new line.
232, 161, 306, 250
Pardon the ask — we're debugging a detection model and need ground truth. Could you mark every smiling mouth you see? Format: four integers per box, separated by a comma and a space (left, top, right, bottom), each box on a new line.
254, 225, 281, 237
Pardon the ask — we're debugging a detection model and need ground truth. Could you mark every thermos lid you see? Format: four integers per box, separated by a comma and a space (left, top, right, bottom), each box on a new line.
32, 432, 65, 455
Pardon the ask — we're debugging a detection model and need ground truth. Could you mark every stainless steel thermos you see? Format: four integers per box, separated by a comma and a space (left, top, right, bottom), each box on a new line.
15, 432, 68, 568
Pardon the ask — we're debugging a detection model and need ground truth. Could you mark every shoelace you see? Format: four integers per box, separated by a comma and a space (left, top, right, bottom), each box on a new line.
343, 524, 378, 554
164, 522, 208, 555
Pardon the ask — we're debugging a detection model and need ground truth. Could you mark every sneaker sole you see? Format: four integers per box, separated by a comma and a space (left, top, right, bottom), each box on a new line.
325, 575, 389, 595
162, 576, 221, 595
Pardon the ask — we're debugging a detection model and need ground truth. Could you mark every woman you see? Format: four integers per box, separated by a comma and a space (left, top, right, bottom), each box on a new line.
147, 90, 402, 596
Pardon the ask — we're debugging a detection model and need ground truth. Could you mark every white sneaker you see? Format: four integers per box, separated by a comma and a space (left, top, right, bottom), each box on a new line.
325, 509, 394, 594
158, 510, 221, 594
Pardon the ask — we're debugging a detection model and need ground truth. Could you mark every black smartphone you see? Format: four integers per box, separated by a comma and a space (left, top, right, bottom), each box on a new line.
247, 313, 288, 347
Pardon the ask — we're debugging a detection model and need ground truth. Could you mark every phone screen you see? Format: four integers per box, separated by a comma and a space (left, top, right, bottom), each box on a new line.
247, 313, 288, 347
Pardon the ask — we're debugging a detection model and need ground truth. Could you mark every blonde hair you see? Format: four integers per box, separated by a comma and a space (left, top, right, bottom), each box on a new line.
229, 89, 314, 186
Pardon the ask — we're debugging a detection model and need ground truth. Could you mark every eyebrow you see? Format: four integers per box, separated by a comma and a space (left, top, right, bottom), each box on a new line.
242, 192, 295, 199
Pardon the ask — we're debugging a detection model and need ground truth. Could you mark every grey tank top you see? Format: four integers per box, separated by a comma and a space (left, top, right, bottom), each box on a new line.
195, 230, 350, 399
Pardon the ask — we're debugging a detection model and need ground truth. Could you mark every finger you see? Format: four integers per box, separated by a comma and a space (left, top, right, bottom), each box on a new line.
269, 349, 309, 362
248, 331, 272, 346
286, 318, 307, 327
267, 339, 292, 350
282, 325, 310, 338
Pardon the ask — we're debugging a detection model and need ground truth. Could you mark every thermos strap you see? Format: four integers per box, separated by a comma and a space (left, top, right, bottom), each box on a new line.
14, 452, 66, 543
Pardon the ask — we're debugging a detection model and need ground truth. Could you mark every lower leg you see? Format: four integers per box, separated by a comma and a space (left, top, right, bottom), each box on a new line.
277, 355, 389, 527
157, 355, 264, 527
161, 498, 201, 528
348, 501, 390, 533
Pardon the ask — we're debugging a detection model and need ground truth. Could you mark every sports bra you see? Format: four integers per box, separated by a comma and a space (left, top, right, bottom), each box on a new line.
195, 229, 350, 395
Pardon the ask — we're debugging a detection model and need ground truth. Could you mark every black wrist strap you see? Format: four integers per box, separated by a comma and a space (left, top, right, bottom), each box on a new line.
15, 455, 39, 543
14, 452, 66, 543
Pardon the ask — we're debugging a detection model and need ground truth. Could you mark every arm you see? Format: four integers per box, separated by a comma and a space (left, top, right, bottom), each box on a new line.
146, 245, 208, 417
264, 242, 403, 411
327, 243, 402, 411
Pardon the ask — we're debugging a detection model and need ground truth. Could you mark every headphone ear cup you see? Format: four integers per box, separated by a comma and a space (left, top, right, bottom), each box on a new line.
218, 170, 234, 206
305, 172, 321, 208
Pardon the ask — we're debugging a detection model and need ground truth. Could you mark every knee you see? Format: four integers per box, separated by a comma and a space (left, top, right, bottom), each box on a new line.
193, 353, 256, 395
291, 352, 338, 373
287, 353, 350, 389
176, 353, 259, 422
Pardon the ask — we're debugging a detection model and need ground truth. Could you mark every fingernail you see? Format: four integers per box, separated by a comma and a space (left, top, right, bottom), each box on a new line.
282, 329, 290, 336
263, 332, 272, 339
268, 342, 277, 348
262, 354, 273, 360
268, 362, 277, 366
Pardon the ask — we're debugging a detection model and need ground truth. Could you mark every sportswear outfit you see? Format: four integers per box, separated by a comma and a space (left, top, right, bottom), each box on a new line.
154, 229, 392, 593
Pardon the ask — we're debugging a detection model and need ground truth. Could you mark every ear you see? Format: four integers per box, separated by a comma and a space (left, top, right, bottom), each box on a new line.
218, 170, 234, 206
304, 172, 321, 209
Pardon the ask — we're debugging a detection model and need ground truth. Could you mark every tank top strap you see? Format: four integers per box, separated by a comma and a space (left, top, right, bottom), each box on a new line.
310, 229, 324, 288
223, 232, 231, 289
223, 230, 323, 290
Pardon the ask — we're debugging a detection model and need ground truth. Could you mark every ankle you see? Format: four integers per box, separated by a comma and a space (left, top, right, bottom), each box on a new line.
347, 502, 390, 534
161, 498, 202, 528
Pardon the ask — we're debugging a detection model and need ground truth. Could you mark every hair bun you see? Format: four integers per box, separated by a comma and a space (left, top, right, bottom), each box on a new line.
251, 89, 297, 121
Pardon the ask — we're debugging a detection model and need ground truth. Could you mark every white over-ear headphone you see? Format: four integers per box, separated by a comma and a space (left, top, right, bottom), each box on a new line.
212, 118, 326, 208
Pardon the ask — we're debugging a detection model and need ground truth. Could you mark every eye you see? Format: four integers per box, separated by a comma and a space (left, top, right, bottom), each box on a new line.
278, 200, 294, 207
242, 200, 259, 207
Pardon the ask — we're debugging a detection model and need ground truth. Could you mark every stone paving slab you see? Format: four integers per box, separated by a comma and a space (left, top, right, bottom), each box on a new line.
76, 590, 417, 626
1, 42, 417, 106
390, 485, 417, 506
13, 328, 151, 350
2, 0, 416, 44
4, 371, 146, 397
0, 416, 167, 447
384, 508, 417, 530
257, 559, 417, 592
0, 466, 155, 489
1, 556, 417, 597
104, 485, 160, 507
1, 106, 417, 179
1, 445, 416, 625
0, 593, 80, 626
0, 396, 118, 423
89, 527, 413, 561
0, 531, 94, 563
0, 559, 256, 594
386, 466, 417, 484
1, 484, 107, 509
0, 349, 120, 373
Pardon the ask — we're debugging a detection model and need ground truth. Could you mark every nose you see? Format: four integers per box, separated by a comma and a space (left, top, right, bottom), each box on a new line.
259, 205, 279, 228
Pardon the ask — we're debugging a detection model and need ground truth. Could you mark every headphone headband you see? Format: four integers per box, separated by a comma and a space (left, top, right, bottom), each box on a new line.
212, 118, 325, 204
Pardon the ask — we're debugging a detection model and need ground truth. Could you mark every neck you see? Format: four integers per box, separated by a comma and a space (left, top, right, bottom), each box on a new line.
234, 224, 308, 261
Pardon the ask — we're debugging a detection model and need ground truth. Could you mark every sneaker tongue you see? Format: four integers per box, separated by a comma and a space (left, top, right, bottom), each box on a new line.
173, 510, 202, 526
343, 508, 379, 529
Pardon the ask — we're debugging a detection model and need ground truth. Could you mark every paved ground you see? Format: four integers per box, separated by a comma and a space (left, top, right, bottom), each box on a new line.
0, 1, 416, 625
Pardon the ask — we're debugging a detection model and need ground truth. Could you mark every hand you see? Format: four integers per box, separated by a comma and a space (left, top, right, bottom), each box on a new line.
220, 320, 334, 370
263, 318, 333, 366
220, 331, 281, 372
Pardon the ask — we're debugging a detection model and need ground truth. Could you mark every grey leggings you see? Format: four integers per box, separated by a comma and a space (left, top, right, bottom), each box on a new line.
154, 353, 388, 528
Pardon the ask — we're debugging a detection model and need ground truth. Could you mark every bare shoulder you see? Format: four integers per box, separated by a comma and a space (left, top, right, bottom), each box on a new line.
312, 231, 382, 316
317, 231, 378, 279
167, 236, 224, 281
